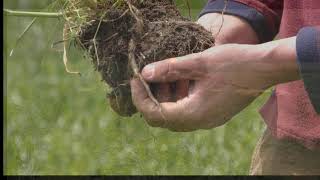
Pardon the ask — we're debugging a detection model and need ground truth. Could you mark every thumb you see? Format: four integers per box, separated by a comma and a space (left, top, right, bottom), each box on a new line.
142, 53, 207, 83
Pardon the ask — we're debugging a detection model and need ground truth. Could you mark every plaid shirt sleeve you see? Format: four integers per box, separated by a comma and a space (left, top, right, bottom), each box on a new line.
199, 0, 283, 43
296, 26, 320, 113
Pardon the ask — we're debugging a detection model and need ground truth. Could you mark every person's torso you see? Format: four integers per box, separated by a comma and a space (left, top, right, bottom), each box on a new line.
260, 0, 320, 150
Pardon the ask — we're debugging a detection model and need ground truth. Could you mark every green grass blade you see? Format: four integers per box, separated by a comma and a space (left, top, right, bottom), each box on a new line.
9, 18, 37, 57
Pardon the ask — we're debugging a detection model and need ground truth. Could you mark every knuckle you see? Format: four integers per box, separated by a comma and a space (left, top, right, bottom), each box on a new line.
166, 60, 176, 78
161, 61, 171, 81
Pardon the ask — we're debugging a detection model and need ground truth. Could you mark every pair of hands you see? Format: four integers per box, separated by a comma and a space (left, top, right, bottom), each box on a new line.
130, 13, 299, 131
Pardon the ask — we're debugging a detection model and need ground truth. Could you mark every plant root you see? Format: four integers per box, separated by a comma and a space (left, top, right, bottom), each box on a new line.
75, 0, 215, 116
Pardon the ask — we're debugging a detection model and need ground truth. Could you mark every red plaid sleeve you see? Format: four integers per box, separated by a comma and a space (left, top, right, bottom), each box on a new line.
200, 0, 284, 42
233, 0, 283, 36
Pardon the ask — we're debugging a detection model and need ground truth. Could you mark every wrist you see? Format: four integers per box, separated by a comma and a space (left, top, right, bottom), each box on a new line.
251, 37, 300, 88
197, 13, 259, 45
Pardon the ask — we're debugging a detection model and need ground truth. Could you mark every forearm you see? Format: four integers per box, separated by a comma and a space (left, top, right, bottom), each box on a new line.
252, 30, 320, 113
248, 37, 300, 89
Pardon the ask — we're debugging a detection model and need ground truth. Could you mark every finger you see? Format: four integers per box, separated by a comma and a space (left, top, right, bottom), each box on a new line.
175, 80, 189, 100
154, 83, 172, 102
141, 53, 207, 83
131, 78, 202, 130
159, 97, 198, 130
130, 78, 166, 127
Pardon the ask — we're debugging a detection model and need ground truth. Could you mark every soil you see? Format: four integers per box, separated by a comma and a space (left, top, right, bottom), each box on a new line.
78, 0, 215, 117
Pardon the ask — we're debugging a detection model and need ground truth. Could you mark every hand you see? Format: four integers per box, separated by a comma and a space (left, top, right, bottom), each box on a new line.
152, 13, 260, 103
131, 37, 299, 132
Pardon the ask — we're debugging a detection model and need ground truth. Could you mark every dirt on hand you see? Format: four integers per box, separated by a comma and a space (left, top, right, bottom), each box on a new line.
78, 0, 215, 116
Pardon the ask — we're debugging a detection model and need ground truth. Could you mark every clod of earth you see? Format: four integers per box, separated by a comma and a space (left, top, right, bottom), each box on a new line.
72, 0, 215, 116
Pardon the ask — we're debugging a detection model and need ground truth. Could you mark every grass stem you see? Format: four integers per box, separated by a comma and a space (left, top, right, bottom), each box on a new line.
4, 9, 63, 18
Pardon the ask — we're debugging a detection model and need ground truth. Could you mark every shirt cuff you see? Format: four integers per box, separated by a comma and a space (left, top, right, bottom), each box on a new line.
296, 27, 320, 114
199, 0, 275, 43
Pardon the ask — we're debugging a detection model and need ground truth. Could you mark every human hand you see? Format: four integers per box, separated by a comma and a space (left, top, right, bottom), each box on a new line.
131, 37, 299, 132
152, 13, 260, 103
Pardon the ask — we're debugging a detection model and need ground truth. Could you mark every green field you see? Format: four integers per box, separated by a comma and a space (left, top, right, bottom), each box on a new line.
4, 0, 269, 175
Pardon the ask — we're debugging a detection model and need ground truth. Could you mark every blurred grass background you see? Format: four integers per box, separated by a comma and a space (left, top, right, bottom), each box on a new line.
4, 0, 270, 175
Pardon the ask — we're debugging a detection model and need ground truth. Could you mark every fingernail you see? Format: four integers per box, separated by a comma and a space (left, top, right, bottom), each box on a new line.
143, 63, 155, 79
